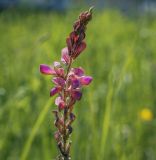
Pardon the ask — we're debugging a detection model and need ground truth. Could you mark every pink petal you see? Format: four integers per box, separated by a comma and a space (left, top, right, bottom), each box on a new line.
72, 90, 82, 100
61, 47, 70, 64
71, 78, 80, 89
55, 68, 65, 77
53, 61, 61, 67
72, 67, 84, 76
55, 96, 62, 105
55, 97, 65, 110
53, 77, 65, 87
53, 61, 64, 77
80, 76, 92, 85
50, 87, 60, 97
40, 64, 56, 75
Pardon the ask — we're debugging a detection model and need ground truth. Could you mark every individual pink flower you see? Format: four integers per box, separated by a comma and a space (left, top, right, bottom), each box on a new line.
52, 77, 65, 87
55, 96, 66, 110
68, 67, 92, 87
80, 76, 92, 85
40, 64, 56, 75
71, 67, 84, 76
53, 62, 65, 77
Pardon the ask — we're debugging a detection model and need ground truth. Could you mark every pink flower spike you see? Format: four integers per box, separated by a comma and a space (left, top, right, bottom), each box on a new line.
80, 76, 92, 85
40, 64, 56, 75
50, 87, 60, 97
61, 47, 70, 64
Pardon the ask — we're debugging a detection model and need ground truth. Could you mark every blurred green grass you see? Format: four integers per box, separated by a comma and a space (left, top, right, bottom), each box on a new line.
0, 10, 156, 160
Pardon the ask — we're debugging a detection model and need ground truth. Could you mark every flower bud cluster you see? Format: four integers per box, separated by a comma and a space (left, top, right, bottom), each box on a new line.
40, 7, 93, 160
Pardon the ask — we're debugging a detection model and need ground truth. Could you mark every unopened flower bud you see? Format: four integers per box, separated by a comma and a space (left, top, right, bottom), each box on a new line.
67, 125, 73, 134
54, 131, 60, 142
70, 113, 76, 122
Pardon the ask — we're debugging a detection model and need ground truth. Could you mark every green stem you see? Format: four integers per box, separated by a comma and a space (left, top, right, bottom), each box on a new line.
65, 58, 72, 79
61, 58, 73, 158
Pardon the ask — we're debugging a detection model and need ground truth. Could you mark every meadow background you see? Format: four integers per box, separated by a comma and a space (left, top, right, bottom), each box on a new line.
0, 6, 156, 160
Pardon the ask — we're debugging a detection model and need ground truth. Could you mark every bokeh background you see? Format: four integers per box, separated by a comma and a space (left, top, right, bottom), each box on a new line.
0, 0, 156, 160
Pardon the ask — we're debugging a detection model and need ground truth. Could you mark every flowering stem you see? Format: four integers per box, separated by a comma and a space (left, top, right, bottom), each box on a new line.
40, 7, 93, 160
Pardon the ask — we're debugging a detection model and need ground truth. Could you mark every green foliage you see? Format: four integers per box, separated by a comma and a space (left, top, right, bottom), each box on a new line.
0, 10, 156, 160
